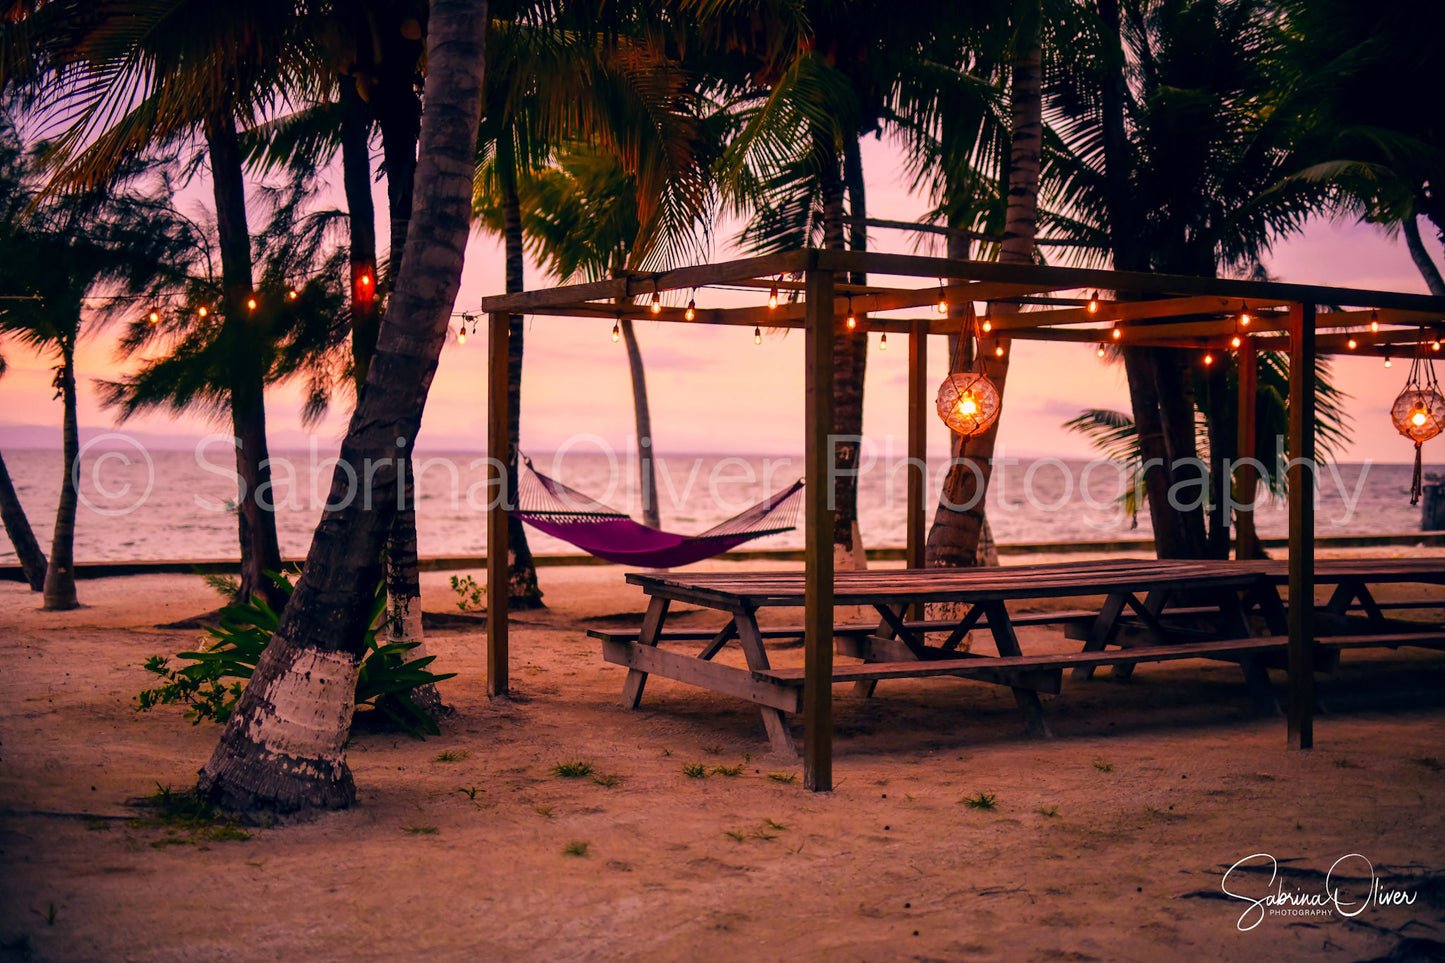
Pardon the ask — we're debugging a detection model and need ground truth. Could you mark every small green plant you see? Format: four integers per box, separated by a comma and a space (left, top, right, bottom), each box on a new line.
404, 825, 439, 835
681, 763, 708, 779
766, 772, 796, 784
702, 744, 724, 755
962, 791, 997, 810
1092, 759, 1114, 773
137, 574, 454, 737
535, 806, 554, 818
202, 572, 240, 598
711, 764, 745, 778
552, 760, 594, 778
37, 903, 57, 925
449, 575, 486, 612
457, 786, 483, 800
764, 818, 788, 831
129, 784, 252, 844
723, 829, 746, 842
750, 829, 778, 841
562, 840, 590, 857
434, 749, 469, 763
593, 773, 622, 788
1036, 805, 1059, 818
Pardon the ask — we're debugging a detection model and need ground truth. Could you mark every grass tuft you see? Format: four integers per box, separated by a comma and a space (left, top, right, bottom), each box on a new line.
766, 772, 796, 784
552, 760, 594, 778
681, 763, 708, 779
962, 791, 997, 811
562, 840, 590, 857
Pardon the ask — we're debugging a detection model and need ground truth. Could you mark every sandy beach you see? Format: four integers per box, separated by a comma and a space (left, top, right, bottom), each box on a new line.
2, 551, 1443, 961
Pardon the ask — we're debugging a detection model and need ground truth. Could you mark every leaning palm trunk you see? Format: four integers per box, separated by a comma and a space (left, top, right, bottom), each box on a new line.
41, 337, 79, 610
198, 0, 488, 815
206, 112, 285, 611
926, 9, 1040, 570
0, 447, 46, 591
618, 319, 660, 530
502, 178, 544, 602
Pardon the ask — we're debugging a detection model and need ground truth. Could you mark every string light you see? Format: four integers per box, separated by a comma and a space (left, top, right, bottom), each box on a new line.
1347, 337, 1358, 350
247, 296, 257, 311
650, 282, 661, 314
1088, 291, 1099, 314
754, 325, 762, 345
360, 273, 372, 288
197, 305, 208, 318
846, 295, 856, 330
768, 280, 779, 310
1111, 324, 1122, 340
936, 281, 947, 315
685, 291, 696, 321
1434, 340, 1441, 352
1385, 354, 1392, 368
147, 310, 159, 324
981, 315, 992, 333
611, 320, 621, 343
994, 342, 1004, 358
880, 333, 887, 351
287, 288, 298, 300
1203, 352, 1214, 366
1231, 334, 1242, 348
1096, 343, 1106, 358
1371, 310, 1380, 333
1240, 302, 1251, 327
457, 325, 466, 345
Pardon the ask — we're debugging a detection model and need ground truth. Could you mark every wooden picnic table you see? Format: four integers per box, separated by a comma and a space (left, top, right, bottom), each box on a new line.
596, 558, 1279, 756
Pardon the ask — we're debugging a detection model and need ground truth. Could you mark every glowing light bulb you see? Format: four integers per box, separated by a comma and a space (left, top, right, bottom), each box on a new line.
247, 296, 257, 311
982, 318, 992, 333
880, 333, 888, 351
1231, 334, 1242, 348
1370, 310, 1379, 333
958, 394, 978, 417
1203, 352, 1214, 366
1111, 325, 1122, 340
1385, 355, 1392, 368
287, 288, 298, 300
1241, 305, 1251, 327
1088, 291, 1099, 314
1412, 409, 1428, 427
1434, 341, 1442, 352
685, 298, 695, 321
650, 288, 661, 314
936, 282, 947, 315
846, 296, 856, 329
754, 326, 762, 345
611, 321, 620, 343
994, 344, 1004, 357
457, 326, 466, 344
768, 284, 778, 309
197, 305, 208, 318
147, 310, 159, 324
1096, 343, 1106, 358
1347, 338, 1357, 350
360, 274, 372, 287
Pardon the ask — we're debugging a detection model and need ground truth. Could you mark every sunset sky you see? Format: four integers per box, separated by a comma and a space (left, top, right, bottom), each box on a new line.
0, 138, 1436, 465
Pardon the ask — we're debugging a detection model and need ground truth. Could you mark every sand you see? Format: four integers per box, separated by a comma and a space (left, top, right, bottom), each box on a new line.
2, 552, 1444, 961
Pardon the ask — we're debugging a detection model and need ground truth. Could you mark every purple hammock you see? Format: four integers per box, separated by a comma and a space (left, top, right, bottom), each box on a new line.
515, 457, 803, 568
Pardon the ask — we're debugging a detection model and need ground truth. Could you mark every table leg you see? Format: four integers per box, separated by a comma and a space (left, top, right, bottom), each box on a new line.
1216, 588, 1278, 714
1111, 590, 1168, 681
854, 604, 910, 699
1251, 585, 1289, 636
735, 609, 799, 758
620, 596, 670, 709
1352, 583, 1387, 629
980, 600, 1052, 738
1073, 593, 1127, 680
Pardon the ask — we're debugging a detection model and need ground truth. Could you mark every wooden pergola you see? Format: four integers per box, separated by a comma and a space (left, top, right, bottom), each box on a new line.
480, 248, 1445, 789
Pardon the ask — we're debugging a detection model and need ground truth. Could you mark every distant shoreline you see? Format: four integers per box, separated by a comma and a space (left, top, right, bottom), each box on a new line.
5, 531, 1443, 581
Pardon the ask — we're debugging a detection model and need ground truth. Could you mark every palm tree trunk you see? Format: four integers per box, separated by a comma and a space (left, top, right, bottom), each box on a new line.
0, 448, 46, 591
1403, 214, 1445, 296
340, 83, 381, 391
502, 166, 545, 602
618, 319, 660, 530
199, 0, 488, 815
41, 337, 79, 610
1154, 349, 1208, 556
926, 5, 1040, 569
206, 111, 285, 610
373, 67, 421, 283
1205, 358, 1232, 559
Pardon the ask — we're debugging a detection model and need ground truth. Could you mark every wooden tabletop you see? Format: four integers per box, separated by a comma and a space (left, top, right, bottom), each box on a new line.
1250, 557, 1445, 584
627, 558, 1269, 608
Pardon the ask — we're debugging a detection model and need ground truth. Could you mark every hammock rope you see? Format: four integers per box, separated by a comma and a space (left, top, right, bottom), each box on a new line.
515, 455, 803, 567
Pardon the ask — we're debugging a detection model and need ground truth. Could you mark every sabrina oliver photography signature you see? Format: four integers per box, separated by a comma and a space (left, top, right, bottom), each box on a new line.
1221, 854, 1418, 932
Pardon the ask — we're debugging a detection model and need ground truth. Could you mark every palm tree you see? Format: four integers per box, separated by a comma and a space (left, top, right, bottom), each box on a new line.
198, 0, 489, 815
0, 354, 48, 591
0, 125, 200, 609
1043, 0, 1322, 559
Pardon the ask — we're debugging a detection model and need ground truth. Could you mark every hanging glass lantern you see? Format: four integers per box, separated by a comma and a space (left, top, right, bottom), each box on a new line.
1391, 337, 1445, 504
935, 307, 1001, 436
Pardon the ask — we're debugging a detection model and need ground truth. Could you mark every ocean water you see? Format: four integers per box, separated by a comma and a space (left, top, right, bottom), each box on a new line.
0, 444, 1431, 564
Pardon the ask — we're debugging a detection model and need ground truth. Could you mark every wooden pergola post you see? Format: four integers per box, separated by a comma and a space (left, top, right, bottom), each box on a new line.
1235, 337, 1259, 559
804, 266, 836, 791
907, 318, 928, 573
1287, 302, 1315, 748
487, 310, 510, 698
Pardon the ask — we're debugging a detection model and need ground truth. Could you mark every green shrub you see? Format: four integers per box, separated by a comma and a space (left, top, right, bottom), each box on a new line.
137, 573, 455, 737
